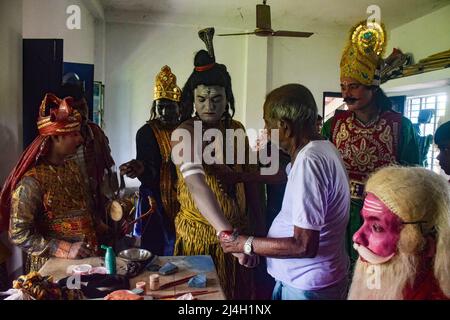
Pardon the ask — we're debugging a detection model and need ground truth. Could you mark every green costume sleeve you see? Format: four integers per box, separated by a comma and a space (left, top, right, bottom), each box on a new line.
321, 118, 333, 141
398, 117, 421, 166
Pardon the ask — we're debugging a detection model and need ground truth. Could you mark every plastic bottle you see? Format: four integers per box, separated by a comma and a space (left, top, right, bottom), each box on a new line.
101, 245, 116, 275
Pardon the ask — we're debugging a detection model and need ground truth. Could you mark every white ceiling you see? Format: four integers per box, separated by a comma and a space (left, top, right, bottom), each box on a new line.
99, 0, 450, 33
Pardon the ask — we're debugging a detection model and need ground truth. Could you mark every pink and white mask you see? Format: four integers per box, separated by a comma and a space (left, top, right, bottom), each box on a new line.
353, 193, 404, 264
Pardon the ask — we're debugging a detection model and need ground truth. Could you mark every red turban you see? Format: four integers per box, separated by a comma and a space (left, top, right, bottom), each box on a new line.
0, 94, 81, 232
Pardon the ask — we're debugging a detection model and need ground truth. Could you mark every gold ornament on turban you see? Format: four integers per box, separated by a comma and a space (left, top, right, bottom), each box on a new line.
153, 65, 181, 102
340, 20, 387, 86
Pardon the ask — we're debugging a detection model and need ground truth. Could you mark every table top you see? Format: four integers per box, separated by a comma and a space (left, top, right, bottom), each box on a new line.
38, 255, 225, 300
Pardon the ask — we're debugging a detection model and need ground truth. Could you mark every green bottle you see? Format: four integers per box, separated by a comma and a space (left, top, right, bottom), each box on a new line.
101, 245, 116, 275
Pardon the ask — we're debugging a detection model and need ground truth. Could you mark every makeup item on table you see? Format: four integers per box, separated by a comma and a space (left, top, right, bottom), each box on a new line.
152, 290, 219, 300
149, 274, 160, 291
70, 264, 92, 275
188, 274, 207, 288
158, 274, 196, 290
136, 281, 146, 292
101, 245, 116, 275
158, 262, 178, 275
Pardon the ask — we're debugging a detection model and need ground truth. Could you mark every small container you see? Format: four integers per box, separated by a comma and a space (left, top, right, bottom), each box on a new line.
149, 274, 160, 291
101, 245, 116, 275
136, 281, 147, 292
72, 264, 92, 275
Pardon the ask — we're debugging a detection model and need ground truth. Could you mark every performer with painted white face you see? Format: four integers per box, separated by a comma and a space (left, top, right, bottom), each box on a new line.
170, 28, 262, 300
349, 166, 450, 300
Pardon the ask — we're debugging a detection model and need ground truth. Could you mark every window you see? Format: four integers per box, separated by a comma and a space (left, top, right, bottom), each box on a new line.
405, 93, 447, 173
322, 92, 347, 122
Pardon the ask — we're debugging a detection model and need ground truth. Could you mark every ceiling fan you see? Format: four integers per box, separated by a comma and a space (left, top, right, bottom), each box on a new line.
218, 0, 313, 38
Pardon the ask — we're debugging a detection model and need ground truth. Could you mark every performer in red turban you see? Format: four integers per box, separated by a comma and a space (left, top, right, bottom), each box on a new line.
0, 94, 101, 272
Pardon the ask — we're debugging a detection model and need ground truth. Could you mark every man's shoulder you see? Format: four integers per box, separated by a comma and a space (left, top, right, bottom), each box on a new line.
302, 140, 335, 158
137, 122, 154, 134
294, 141, 343, 172
86, 121, 108, 140
86, 121, 103, 132
176, 118, 196, 132
18, 167, 42, 190
400, 115, 414, 127
22, 166, 38, 180
229, 119, 245, 130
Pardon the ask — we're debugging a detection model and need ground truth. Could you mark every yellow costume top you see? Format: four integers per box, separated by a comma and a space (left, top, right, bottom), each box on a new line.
174, 118, 255, 299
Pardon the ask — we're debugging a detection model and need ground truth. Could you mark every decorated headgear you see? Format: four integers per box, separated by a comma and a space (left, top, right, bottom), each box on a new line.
340, 20, 387, 86
37, 93, 81, 136
0, 94, 81, 232
153, 65, 181, 102
197, 27, 216, 71
366, 166, 450, 296
180, 27, 235, 120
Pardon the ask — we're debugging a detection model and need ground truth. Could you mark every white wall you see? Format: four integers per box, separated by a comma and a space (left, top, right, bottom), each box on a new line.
102, 22, 347, 178
0, 0, 23, 185
383, 4, 450, 122
22, 0, 96, 64
103, 22, 246, 186
94, 19, 106, 82
386, 4, 450, 64
0, 0, 23, 279
269, 32, 345, 116
101, 5, 450, 187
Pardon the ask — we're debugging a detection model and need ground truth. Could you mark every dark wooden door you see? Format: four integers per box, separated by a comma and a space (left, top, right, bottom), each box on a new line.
63, 62, 95, 121
23, 39, 63, 148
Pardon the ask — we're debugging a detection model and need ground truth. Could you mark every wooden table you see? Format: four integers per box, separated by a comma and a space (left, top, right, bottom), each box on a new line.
39, 255, 225, 300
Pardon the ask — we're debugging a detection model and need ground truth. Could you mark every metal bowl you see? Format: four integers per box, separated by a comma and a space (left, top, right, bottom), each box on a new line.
118, 248, 152, 262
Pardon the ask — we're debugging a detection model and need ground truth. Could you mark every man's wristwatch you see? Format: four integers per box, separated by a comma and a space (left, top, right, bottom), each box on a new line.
243, 236, 254, 255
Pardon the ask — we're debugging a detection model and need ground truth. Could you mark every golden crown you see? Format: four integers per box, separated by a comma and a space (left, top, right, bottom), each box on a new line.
340, 20, 387, 86
153, 65, 181, 102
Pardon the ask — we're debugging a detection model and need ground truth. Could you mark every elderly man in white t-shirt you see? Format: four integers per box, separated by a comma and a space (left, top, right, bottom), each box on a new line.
220, 83, 350, 300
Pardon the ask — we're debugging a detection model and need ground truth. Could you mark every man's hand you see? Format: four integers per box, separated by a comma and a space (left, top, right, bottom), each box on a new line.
119, 160, 144, 179
120, 220, 132, 236
220, 234, 245, 253
232, 253, 260, 268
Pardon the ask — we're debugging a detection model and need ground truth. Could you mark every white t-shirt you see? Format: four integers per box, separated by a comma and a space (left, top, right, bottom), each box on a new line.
266, 140, 350, 291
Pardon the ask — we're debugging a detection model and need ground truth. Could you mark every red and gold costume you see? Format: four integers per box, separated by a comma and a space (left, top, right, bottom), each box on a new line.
322, 21, 420, 262
0, 94, 99, 272
403, 256, 448, 300
68, 98, 115, 221
330, 110, 402, 198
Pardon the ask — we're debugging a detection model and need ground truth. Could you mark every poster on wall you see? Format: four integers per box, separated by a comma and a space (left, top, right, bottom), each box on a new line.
93, 81, 105, 128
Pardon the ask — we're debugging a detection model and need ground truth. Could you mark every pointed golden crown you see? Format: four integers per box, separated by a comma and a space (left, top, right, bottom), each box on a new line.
340, 20, 387, 86
153, 65, 181, 102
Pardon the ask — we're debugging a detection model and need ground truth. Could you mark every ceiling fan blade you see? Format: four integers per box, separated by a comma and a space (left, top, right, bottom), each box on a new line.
272, 30, 314, 38
256, 4, 271, 30
217, 32, 257, 36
